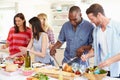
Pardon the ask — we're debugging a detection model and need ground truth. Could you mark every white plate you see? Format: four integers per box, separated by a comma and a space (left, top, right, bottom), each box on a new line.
32, 62, 46, 68
0, 64, 6, 68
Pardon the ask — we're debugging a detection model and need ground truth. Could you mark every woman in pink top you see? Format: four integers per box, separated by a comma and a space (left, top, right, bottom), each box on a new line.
1, 13, 32, 58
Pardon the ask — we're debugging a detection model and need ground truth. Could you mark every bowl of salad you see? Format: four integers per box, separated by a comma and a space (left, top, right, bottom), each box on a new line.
83, 66, 107, 80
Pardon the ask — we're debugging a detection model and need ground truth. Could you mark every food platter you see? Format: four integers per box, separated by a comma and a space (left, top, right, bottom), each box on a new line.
31, 62, 81, 80
31, 67, 77, 80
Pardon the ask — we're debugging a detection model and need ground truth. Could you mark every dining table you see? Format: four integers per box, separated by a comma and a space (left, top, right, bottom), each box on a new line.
0, 51, 120, 80
0, 70, 119, 80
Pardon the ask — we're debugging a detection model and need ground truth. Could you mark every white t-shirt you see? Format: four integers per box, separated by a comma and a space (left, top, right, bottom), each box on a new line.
98, 28, 109, 71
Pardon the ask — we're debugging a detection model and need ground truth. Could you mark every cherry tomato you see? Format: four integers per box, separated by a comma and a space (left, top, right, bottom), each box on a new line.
75, 70, 81, 75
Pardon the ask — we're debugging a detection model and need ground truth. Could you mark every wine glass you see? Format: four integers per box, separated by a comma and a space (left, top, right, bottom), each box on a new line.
0, 54, 4, 64
79, 61, 87, 73
71, 63, 80, 72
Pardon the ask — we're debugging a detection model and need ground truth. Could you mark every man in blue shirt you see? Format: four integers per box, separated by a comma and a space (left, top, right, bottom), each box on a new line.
81, 3, 120, 78
50, 6, 94, 67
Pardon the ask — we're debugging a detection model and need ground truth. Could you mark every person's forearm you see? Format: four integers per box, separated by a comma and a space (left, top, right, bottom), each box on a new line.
52, 41, 62, 49
28, 49, 45, 58
109, 53, 120, 64
27, 38, 33, 49
5, 43, 9, 48
9, 52, 23, 58
1, 43, 9, 49
3, 43, 9, 49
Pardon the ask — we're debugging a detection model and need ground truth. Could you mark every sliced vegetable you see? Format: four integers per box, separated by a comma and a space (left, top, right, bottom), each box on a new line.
33, 72, 49, 80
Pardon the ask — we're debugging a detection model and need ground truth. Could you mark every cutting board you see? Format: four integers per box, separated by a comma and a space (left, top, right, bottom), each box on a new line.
34, 68, 78, 80
44, 73, 74, 80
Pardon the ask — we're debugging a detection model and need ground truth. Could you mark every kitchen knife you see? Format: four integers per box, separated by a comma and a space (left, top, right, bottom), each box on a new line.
52, 55, 60, 67
67, 57, 78, 65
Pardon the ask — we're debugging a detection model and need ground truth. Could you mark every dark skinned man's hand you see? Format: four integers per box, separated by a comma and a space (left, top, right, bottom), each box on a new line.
76, 46, 85, 57
50, 47, 56, 56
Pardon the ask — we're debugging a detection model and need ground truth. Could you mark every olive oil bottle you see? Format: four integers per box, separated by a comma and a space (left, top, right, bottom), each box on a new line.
25, 51, 31, 68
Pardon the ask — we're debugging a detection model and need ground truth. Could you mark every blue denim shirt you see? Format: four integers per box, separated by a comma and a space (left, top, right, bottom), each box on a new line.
58, 19, 94, 66
93, 19, 120, 77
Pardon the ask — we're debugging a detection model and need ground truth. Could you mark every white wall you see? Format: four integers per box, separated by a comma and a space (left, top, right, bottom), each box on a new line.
17, 1, 51, 26
0, 1, 52, 40
0, 0, 120, 40
87, 0, 120, 21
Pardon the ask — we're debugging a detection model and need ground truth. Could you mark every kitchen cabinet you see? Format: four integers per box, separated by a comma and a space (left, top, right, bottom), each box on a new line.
52, 11, 68, 26
51, 3, 74, 26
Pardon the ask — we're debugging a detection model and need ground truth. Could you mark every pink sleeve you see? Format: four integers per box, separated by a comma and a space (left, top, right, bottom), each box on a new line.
47, 29, 55, 44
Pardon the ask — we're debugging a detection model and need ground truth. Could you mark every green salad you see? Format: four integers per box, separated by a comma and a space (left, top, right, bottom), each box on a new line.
85, 66, 107, 74
33, 72, 49, 80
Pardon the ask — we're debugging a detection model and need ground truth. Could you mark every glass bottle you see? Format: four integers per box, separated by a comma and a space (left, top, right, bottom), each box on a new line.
25, 51, 31, 68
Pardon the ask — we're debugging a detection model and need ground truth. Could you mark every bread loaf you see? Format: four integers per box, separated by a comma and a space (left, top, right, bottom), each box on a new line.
6, 63, 18, 72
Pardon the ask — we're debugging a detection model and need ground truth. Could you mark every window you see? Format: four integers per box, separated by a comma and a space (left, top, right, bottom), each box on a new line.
0, 2, 17, 40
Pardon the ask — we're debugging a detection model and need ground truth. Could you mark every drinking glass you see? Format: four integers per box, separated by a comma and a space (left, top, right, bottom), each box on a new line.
0, 54, 4, 64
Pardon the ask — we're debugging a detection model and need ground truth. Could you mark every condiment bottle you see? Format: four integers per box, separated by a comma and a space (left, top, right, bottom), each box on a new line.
25, 51, 31, 68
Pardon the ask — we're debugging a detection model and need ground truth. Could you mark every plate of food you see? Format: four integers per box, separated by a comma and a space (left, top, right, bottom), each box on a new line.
62, 63, 82, 75
0, 64, 6, 69
13, 56, 24, 68
1, 63, 20, 76
27, 72, 49, 80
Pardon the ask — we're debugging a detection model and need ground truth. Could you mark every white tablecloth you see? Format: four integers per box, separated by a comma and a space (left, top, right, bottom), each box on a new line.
0, 70, 119, 80
0, 52, 119, 80
0, 70, 57, 80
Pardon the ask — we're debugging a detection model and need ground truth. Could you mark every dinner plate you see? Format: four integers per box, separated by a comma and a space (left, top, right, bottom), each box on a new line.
32, 62, 46, 68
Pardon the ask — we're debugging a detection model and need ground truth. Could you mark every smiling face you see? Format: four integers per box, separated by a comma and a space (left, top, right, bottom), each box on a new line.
37, 13, 47, 29
69, 11, 82, 27
87, 13, 101, 26
38, 17, 45, 26
15, 17, 25, 28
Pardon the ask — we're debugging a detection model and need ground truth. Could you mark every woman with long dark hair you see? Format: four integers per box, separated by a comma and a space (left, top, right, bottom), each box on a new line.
19, 17, 54, 65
